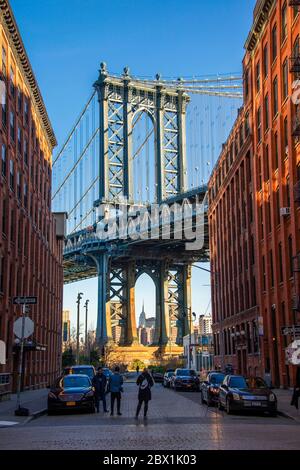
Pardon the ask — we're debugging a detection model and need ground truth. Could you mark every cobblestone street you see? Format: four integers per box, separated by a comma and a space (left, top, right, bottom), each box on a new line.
0, 382, 299, 450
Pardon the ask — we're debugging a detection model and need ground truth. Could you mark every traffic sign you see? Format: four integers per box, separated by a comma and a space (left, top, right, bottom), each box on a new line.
13, 317, 34, 339
281, 326, 300, 336
13, 296, 37, 305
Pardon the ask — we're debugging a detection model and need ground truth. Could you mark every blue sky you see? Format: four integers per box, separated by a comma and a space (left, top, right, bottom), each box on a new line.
11, 0, 256, 331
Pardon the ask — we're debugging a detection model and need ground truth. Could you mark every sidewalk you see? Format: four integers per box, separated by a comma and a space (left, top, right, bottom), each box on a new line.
274, 388, 300, 423
0, 388, 48, 427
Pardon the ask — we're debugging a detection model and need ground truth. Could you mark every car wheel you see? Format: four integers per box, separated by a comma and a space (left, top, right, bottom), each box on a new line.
174, 386, 179, 391
269, 410, 277, 417
207, 396, 213, 407
89, 405, 95, 414
226, 398, 232, 415
47, 409, 55, 416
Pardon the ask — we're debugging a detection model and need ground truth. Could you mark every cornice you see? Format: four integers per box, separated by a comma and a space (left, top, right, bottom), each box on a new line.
244, 0, 275, 53
0, 0, 57, 149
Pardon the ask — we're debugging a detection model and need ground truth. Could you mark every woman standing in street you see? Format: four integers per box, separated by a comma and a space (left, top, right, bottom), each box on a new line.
135, 368, 154, 420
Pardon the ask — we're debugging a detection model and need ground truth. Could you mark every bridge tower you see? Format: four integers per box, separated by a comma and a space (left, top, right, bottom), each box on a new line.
89, 63, 193, 359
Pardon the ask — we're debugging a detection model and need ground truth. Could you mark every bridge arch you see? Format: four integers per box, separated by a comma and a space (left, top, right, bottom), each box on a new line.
135, 271, 158, 347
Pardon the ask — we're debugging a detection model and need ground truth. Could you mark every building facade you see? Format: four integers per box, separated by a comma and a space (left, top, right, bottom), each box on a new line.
0, 1, 63, 395
208, 0, 300, 387
199, 314, 212, 335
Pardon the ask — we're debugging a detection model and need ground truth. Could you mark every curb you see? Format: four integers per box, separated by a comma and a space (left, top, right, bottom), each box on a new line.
22, 408, 47, 425
277, 409, 299, 422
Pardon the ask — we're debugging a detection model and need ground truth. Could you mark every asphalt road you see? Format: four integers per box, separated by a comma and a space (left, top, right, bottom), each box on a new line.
0, 381, 299, 450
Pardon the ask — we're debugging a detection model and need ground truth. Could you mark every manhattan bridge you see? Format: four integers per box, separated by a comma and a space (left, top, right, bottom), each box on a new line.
52, 63, 243, 363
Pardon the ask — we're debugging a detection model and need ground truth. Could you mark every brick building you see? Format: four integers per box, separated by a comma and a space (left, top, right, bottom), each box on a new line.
208, 0, 300, 387
0, 1, 64, 395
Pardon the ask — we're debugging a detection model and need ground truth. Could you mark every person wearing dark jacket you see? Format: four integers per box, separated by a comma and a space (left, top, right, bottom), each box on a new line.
135, 368, 154, 419
291, 367, 300, 410
108, 366, 124, 416
92, 367, 108, 413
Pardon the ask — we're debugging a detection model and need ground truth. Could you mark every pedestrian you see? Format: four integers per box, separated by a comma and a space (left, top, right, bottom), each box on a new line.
135, 367, 154, 420
291, 367, 300, 410
92, 366, 108, 413
108, 366, 124, 416
136, 365, 139, 375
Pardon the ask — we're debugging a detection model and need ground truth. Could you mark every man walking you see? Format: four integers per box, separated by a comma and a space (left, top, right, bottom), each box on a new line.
92, 367, 108, 413
109, 366, 123, 416
135, 367, 154, 420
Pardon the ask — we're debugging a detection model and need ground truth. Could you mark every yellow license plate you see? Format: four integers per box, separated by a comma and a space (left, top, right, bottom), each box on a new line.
66, 401, 76, 406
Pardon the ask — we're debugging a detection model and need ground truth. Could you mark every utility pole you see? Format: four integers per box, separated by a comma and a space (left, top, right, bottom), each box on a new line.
76, 293, 83, 364
84, 299, 90, 359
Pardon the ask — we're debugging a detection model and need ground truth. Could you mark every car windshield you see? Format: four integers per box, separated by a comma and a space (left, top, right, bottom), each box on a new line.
229, 376, 247, 389
176, 369, 196, 376
246, 377, 268, 389
210, 373, 225, 384
71, 367, 94, 378
167, 372, 174, 377
63, 376, 90, 388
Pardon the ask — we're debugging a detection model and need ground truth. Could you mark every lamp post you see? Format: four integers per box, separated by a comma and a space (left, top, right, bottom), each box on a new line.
76, 293, 83, 364
180, 306, 196, 368
84, 299, 90, 359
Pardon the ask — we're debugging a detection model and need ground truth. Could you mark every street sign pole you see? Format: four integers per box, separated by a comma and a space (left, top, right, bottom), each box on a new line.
16, 303, 26, 411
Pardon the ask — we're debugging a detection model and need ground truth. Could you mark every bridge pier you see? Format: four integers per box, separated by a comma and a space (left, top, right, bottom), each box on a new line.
94, 252, 112, 347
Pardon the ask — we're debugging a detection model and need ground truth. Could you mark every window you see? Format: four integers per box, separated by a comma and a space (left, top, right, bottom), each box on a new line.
24, 138, 28, 165
276, 187, 280, 225
1, 143, 6, 177
270, 250, 274, 288
281, 2, 287, 44
272, 24, 277, 62
256, 62, 261, 92
2, 99, 7, 128
10, 66, 15, 97
273, 77, 278, 117
17, 127, 22, 155
244, 69, 249, 98
9, 160, 14, 191
17, 88, 22, 113
286, 174, 291, 208
288, 235, 293, 278
265, 144, 270, 180
24, 182, 28, 209
17, 172, 21, 200
292, 37, 300, 80
1, 46, 6, 76
24, 99, 29, 124
284, 117, 288, 152
282, 59, 288, 101
278, 243, 283, 283
10, 111, 15, 142
264, 94, 269, 131
257, 107, 262, 143
274, 132, 279, 170
263, 44, 268, 78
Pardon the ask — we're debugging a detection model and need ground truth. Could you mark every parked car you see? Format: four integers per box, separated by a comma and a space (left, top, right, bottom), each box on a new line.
201, 372, 225, 406
48, 374, 95, 414
218, 375, 277, 416
171, 369, 200, 391
152, 371, 164, 383
163, 371, 175, 388
65, 365, 96, 380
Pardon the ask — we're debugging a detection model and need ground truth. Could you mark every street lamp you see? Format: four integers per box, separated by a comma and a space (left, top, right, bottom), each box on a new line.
84, 299, 90, 359
181, 306, 196, 369
76, 293, 83, 365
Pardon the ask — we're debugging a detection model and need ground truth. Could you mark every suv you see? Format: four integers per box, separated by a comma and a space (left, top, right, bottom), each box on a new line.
171, 369, 200, 391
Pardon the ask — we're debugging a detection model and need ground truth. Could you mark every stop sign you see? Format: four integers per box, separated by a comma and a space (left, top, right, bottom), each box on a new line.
13, 317, 34, 339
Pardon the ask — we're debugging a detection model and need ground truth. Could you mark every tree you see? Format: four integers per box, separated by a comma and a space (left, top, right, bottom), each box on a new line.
62, 348, 75, 367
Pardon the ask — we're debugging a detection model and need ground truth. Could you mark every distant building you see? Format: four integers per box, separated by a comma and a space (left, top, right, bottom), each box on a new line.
199, 315, 212, 335
62, 311, 71, 350
138, 302, 147, 328
112, 325, 122, 344
145, 317, 155, 328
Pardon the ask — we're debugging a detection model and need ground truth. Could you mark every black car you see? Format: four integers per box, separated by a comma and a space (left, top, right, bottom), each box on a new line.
48, 374, 95, 414
218, 375, 277, 416
171, 369, 200, 391
152, 371, 164, 383
201, 372, 225, 406
163, 371, 175, 388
